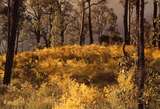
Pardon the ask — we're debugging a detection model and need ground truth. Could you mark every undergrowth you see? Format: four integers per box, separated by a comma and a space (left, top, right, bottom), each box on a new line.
0, 45, 159, 109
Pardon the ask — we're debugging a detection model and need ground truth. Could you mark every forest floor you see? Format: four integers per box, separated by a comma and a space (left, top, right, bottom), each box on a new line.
0, 45, 160, 109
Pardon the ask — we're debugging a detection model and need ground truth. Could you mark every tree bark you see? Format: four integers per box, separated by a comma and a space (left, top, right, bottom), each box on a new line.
15, 27, 20, 54
136, 0, 140, 64
3, 0, 21, 85
158, 1, 160, 49
128, 0, 131, 41
124, 0, 130, 45
61, 29, 65, 45
123, 0, 130, 56
35, 28, 41, 47
152, 0, 158, 47
87, 0, 94, 44
80, 0, 85, 45
42, 35, 51, 48
137, 0, 146, 108
47, 7, 53, 48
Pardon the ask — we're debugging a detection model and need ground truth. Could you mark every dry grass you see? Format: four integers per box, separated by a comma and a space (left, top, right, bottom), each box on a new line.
0, 45, 159, 109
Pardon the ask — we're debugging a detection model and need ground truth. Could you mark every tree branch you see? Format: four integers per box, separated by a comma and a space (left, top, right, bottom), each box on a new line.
84, 0, 106, 10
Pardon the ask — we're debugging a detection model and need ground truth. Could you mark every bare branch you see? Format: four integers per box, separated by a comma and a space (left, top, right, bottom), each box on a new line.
84, 0, 106, 10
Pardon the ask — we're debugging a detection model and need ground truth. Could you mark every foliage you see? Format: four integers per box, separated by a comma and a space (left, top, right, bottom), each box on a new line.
0, 45, 159, 109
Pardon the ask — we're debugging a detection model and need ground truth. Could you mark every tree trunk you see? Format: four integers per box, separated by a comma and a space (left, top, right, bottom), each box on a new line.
35, 29, 41, 47
60, 16, 64, 46
158, 1, 160, 49
136, 0, 140, 63
42, 36, 51, 48
137, 0, 146, 109
87, 0, 94, 44
80, 0, 85, 45
128, 0, 131, 42
123, 0, 129, 56
124, 0, 130, 45
35, 10, 42, 48
47, 6, 53, 48
61, 29, 65, 45
15, 27, 20, 55
3, 0, 21, 85
152, 0, 158, 47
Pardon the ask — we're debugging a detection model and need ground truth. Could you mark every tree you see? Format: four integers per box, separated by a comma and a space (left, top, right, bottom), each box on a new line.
121, 0, 131, 56
3, 0, 23, 85
55, 0, 73, 45
79, 0, 106, 45
158, 1, 160, 49
79, 0, 86, 45
123, 0, 130, 45
25, 0, 57, 48
92, 4, 110, 37
152, 0, 158, 47
42, 0, 55, 47
26, 0, 43, 48
128, 0, 136, 43
86, 0, 93, 44
137, 0, 146, 108
0, 0, 9, 54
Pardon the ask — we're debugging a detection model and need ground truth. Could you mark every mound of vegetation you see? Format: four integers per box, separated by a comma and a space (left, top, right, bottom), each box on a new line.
0, 45, 159, 109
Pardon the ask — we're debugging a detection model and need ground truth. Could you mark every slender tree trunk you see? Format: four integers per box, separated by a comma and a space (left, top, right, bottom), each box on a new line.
47, 6, 53, 47
128, 0, 131, 42
42, 15, 52, 48
136, 0, 140, 63
80, 0, 85, 45
152, 0, 158, 47
3, 0, 21, 85
15, 27, 20, 54
137, 0, 146, 109
61, 29, 65, 45
124, 0, 130, 45
123, 0, 129, 56
36, 29, 41, 47
158, 1, 160, 49
42, 9, 52, 48
7, 0, 11, 53
36, 4, 42, 48
58, 3, 66, 46
87, 0, 93, 44
158, 36, 160, 49
42, 35, 51, 48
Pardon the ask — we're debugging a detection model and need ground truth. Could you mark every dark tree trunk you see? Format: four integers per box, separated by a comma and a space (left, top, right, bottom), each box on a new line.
61, 29, 65, 45
42, 8, 52, 48
42, 9, 53, 48
123, 0, 130, 56
158, 1, 160, 49
60, 15, 64, 46
35, 29, 41, 47
47, 6, 53, 48
3, 0, 21, 85
124, 0, 130, 45
128, 0, 131, 41
42, 35, 51, 48
136, 0, 140, 63
15, 27, 20, 55
158, 36, 160, 49
137, 0, 146, 109
35, 10, 42, 48
80, 0, 85, 45
152, 0, 158, 47
87, 0, 93, 44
